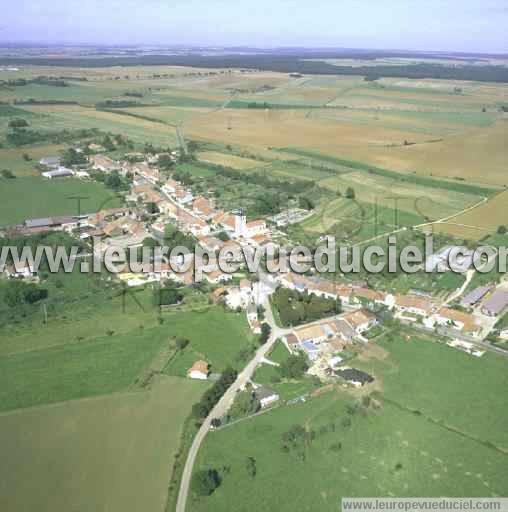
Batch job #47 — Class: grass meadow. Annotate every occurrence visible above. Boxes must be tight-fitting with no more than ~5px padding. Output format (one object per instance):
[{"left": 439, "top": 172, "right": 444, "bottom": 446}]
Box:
[
  {"left": 0, "top": 176, "right": 121, "bottom": 225},
  {"left": 190, "top": 334, "right": 508, "bottom": 512}
]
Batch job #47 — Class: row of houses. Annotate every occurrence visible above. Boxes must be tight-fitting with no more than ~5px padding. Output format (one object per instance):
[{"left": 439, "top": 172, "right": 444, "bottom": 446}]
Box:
[{"left": 278, "top": 272, "right": 491, "bottom": 337}]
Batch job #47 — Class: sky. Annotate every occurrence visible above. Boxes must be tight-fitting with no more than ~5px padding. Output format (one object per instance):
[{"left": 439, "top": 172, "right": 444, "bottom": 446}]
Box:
[{"left": 1, "top": 0, "right": 507, "bottom": 53}]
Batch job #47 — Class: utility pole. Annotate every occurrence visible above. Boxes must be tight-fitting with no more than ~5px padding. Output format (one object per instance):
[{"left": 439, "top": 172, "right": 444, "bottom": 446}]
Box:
[{"left": 68, "top": 195, "right": 89, "bottom": 238}]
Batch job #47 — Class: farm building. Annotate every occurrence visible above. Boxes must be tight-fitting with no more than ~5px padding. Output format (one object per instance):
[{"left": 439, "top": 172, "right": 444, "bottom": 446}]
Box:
[
  {"left": 24, "top": 216, "right": 79, "bottom": 232},
  {"left": 461, "top": 285, "right": 491, "bottom": 307},
  {"left": 41, "top": 167, "right": 75, "bottom": 179},
  {"left": 39, "top": 156, "right": 61, "bottom": 168},
  {"left": 336, "top": 368, "right": 374, "bottom": 387}
]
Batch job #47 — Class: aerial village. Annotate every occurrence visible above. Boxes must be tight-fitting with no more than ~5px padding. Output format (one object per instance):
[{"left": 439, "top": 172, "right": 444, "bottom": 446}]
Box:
[{"left": 2, "top": 145, "right": 508, "bottom": 400}]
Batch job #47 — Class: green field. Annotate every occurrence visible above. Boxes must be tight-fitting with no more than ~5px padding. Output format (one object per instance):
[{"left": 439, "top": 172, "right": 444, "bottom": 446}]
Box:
[
  {"left": 0, "top": 376, "right": 206, "bottom": 512},
  {"left": 164, "top": 307, "right": 255, "bottom": 376},
  {"left": 0, "top": 176, "right": 121, "bottom": 224},
  {"left": 190, "top": 334, "right": 508, "bottom": 511}
]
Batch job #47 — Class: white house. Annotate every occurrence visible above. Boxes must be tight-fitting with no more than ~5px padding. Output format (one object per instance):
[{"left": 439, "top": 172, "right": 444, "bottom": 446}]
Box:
[
  {"left": 187, "top": 360, "right": 209, "bottom": 380},
  {"left": 425, "top": 307, "right": 481, "bottom": 337},
  {"left": 342, "top": 308, "right": 377, "bottom": 334}
]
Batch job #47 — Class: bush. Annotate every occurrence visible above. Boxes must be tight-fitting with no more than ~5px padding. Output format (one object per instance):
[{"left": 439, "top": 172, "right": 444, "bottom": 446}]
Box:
[
  {"left": 259, "top": 322, "right": 271, "bottom": 344},
  {"left": 4, "top": 280, "right": 48, "bottom": 307},
  {"left": 8, "top": 118, "right": 29, "bottom": 128},
  {"left": 192, "top": 366, "right": 238, "bottom": 419},
  {"left": 345, "top": 187, "right": 356, "bottom": 199},
  {"left": 192, "top": 469, "right": 221, "bottom": 496}
]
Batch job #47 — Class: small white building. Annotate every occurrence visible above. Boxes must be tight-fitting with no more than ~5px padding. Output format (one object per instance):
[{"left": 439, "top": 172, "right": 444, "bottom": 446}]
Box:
[
  {"left": 254, "top": 386, "right": 280, "bottom": 408},
  {"left": 187, "top": 360, "right": 209, "bottom": 380}
]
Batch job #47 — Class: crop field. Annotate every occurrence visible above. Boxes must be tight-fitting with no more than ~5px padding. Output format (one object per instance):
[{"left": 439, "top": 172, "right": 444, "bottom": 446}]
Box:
[
  {"left": 0, "top": 376, "right": 206, "bottom": 512},
  {"left": 0, "top": 176, "right": 120, "bottom": 225},
  {"left": 432, "top": 189, "right": 508, "bottom": 240},
  {"left": 197, "top": 151, "right": 266, "bottom": 169},
  {"left": 120, "top": 105, "right": 211, "bottom": 125},
  {"left": 190, "top": 335, "right": 508, "bottom": 512},
  {"left": 15, "top": 104, "right": 180, "bottom": 146}
]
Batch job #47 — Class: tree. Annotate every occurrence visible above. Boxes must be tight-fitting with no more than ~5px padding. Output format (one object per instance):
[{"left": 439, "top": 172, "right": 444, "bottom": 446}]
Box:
[
  {"left": 259, "top": 322, "right": 271, "bottom": 344},
  {"left": 104, "top": 171, "right": 123, "bottom": 190},
  {"left": 22, "top": 153, "right": 31, "bottom": 161},
  {"left": 345, "top": 187, "right": 356, "bottom": 199},
  {"left": 146, "top": 201, "right": 159, "bottom": 214},
  {"left": 497, "top": 225, "right": 507, "bottom": 235},
  {"left": 245, "top": 457, "right": 257, "bottom": 478},
  {"left": 61, "top": 148, "right": 87, "bottom": 167},
  {"left": 278, "top": 353, "right": 309, "bottom": 380},
  {"left": 298, "top": 196, "right": 314, "bottom": 210},
  {"left": 159, "top": 286, "right": 183, "bottom": 306},
  {"left": 216, "top": 231, "right": 230, "bottom": 242},
  {"left": 1, "top": 169, "right": 15, "bottom": 179},
  {"left": 176, "top": 337, "right": 189, "bottom": 350},
  {"left": 102, "top": 134, "right": 115, "bottom": 151},
  {"left": 8, "top": 118, "right": 29, "bottom": 128},
  {"left": 4, "top": 281, "right": 48, "bottom": 307},
  {"left": 192, "top": 469, "right": 221, "bottom": 496}
]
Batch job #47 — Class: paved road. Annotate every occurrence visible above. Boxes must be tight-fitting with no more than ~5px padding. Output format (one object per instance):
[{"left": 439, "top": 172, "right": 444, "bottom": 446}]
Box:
[{"left": 175, "top": 290, "right": 290, "bottom": 512}]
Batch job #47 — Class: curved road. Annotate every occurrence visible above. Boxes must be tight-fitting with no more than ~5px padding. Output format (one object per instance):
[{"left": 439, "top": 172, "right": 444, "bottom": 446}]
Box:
[{"left": 175, "top": 292, "right": 290, "bottom": 512}]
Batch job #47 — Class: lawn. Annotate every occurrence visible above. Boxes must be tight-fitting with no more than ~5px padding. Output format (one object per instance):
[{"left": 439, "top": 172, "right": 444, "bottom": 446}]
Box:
[
  {"left": 0, "top": 175, "right": 121, "bottom": 225},
  {"left": 0, "top": 376, "right": 206, "bottom": 512}
]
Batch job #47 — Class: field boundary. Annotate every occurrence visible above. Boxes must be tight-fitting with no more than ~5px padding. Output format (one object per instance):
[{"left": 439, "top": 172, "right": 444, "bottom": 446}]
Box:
[{"left": 278, "top": 148, "right": 501, "bottom": 196}]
